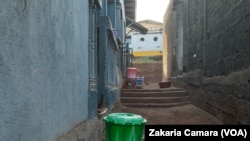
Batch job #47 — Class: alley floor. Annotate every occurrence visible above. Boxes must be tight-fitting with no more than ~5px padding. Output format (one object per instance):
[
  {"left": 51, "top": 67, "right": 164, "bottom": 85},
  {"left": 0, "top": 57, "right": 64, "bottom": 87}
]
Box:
[
  {"left": 112, "top": 103, "right": 222, "bottom": 125},
  {"left": 112, "top": 83, "right": 223, "bottom": 125}
]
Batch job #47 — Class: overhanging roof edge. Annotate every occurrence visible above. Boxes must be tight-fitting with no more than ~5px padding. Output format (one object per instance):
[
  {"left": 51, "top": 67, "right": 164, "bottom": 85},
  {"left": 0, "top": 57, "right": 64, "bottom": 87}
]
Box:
[{"left": 126, "top": 17, "right": 148, "bottom": 35}]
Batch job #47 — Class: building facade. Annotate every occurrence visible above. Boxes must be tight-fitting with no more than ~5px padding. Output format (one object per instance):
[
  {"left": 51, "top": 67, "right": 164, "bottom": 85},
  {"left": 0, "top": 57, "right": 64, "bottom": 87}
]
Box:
[
  {"left": 0, "top": 0, "right": 136, "bottom": 140},
  {"left": 127, "top": 20, "right": 163, "bottom": 57}
]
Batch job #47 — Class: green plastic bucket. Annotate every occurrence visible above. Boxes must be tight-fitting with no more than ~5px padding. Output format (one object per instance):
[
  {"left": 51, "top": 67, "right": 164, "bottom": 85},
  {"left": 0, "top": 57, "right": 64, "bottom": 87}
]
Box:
[{"left": 103, "top": 113, "right": 147, "bottom": 141}]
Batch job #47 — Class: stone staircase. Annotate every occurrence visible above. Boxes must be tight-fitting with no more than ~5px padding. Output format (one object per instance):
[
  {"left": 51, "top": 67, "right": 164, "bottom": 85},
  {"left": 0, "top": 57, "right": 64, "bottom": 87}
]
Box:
[{"left": 121, "top": 88, "right": 190, "bottom": 107}]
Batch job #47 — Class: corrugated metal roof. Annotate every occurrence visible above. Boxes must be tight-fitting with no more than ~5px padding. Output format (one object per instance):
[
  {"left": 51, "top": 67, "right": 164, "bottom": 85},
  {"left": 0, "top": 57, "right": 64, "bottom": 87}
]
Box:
[{"left": 126, "top": 17, "right": 148, "bottom": 34}]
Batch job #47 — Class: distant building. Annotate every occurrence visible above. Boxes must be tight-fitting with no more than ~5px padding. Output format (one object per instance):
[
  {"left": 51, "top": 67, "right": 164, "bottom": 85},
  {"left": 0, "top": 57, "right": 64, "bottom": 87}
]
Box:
[{"left": 126, "top": 20, "right": 163, "bottom": 57}]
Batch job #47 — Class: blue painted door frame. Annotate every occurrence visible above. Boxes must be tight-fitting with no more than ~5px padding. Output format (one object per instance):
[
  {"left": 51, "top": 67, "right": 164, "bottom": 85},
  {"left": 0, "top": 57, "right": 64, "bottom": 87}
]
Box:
[{"left": 88, "top": 0, "right": 99, "bottom": 118}]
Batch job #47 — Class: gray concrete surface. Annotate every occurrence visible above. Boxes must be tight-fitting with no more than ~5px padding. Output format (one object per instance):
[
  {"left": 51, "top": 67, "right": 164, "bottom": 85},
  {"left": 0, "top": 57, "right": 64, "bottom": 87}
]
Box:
[{"left": 0, "top": 1, "right": 89, "bottom": 141}]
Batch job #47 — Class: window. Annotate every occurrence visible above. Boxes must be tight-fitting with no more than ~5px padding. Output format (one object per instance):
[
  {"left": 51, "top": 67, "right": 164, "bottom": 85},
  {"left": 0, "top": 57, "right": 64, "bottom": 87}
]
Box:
[
  {"left": 153, "top": 37, "right": 158, "bottom": 41},
  {"left": 126, "top": 36, "right": 131, "bottom": 44},
  {"left": 140, "top": 37, "right": 145, "bottom": 42}
]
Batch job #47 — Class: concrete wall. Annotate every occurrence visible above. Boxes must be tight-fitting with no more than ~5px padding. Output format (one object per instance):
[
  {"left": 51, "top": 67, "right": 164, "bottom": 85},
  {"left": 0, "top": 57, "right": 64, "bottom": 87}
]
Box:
[
  {"left": 164, "top": 0, "right": 250, "bottom": 124},
  {"left": 163, "top": 0, "right": 188, "bottom": 80},
  {"left": 108, "top": 2, "right": 117, "bottom": 28},
  {"left": 116, "top": 0, "right": 126, "bottom": 42},
  {"left": 57, "top": 118, "right": 105, "bottom": 141},
  {"left": 0, "top": 0, "right": 90, "bottom": 140}
]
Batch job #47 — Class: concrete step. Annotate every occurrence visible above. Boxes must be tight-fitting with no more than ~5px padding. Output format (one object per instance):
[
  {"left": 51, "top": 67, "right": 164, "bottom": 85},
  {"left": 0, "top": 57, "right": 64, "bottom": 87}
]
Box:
[
  {"left": 123, "top": 102, "right": 191, "bottom": 108},
  {"left": 121, "top": 90, "right": 188, "bottom": 97},
  {"left": 121, "top": 96, "right": 190, "bottom": 104},
  {"left": 121, "top": 87, "right": 185, "bottom": 92},
  {"left": 120, "top": 87, "right": 190, "bottom": 108}
]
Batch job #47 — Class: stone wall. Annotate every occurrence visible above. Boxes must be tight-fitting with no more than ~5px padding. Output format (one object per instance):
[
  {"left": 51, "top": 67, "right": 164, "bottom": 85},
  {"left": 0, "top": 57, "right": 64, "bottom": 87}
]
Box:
[
  {"left": 164, "top": 0, "right": 250, "bottom": 124},
  {"left": 172, "top": 69, "right": 250, "bottom": 124}
]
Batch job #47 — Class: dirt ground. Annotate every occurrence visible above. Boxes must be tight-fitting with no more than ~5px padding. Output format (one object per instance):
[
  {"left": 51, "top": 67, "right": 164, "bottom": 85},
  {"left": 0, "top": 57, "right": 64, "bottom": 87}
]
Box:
[
  {"left": 113, "top": 83, "right": 223, "bottom": 125},
  {"left": 112, "top": 103, "right": 223, "bottom": 125}
]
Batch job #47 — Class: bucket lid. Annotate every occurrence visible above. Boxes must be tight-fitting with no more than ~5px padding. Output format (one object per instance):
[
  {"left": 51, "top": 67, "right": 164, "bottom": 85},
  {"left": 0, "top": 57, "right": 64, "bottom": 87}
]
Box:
[{"left": 103, "top": 113, "right": 147, "bottom": 125}]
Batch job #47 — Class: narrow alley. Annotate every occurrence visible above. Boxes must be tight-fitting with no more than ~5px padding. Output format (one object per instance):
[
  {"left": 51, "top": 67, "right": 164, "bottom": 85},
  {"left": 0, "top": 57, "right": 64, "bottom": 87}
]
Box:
[
  {"left": 113, "top": 102, "right": 222, "bottom": 125},
  {"left": 113, "top": 83, "right": 223, "bottom": 125}
]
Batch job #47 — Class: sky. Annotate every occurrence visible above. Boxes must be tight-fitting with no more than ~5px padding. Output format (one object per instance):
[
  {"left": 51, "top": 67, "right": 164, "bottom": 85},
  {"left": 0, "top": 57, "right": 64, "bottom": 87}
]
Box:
[{"left": 136, "top": 0, "right": 170, "bottom": 23}]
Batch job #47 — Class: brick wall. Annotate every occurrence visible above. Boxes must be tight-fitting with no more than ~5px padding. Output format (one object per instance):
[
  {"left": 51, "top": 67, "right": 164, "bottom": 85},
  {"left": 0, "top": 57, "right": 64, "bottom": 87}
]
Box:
[
  {"left": 187, "top": 0, "right": 205, "bottom": 72},
  {"left": 164, "top": 0, "right": 250, "bottom": 124},
  {"left": 187, "top": 0, "right": 250, "bottom": 76}
]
